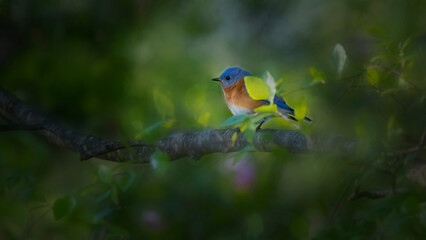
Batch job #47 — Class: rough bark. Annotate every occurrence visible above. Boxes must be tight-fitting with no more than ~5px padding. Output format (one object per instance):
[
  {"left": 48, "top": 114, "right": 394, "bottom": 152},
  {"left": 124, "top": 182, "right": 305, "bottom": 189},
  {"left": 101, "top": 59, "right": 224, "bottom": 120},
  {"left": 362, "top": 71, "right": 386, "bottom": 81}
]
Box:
[{"left": 0, "top": 86, "right": 322, "bottom": 163}]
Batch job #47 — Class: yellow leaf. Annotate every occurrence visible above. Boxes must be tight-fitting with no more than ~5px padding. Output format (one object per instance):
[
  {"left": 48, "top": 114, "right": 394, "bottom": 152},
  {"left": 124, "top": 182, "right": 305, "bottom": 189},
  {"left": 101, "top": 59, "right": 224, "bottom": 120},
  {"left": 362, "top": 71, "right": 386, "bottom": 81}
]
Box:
[
  {"left": 240, "top": 122, "right": 248, "bottom": 132},
  {"left": 367, "top": 68, "right": 379, "bottom": 86},
  {"left": 294, "top": 98, "right": 307, "bottom": 121},
  {"left": 163, "top": 119, "right": 175, "bottom": 128},
  {"left": 309, "top": 67, "right": 325, "bottom": 83},
  {"left": 255, "top": 104, "right": 278, "bottom": 113},
  {"left": 244, "top": 76, "right": 270, "bottom": 100},
  {"left": 231, "top": 132, "right": 238, "bottom": 144},
  {"left": 262, "top": 117, "right": 293, "bottom": 129}
]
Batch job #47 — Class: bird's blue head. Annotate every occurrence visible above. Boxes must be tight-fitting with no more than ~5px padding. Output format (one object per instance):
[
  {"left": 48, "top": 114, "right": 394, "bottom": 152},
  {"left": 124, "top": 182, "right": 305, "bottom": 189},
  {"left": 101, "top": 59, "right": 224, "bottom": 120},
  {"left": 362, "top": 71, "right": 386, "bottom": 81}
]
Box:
[{"left": 212, "top": 67, "right": 252, "bottom": 87}]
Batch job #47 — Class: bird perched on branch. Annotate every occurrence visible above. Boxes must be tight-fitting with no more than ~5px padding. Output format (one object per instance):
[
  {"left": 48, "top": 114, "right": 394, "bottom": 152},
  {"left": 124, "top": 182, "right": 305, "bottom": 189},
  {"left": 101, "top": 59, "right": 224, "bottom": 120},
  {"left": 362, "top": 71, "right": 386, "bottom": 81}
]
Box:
[{"left": 212, "top": 67, "right": 311, "bottom": 129}]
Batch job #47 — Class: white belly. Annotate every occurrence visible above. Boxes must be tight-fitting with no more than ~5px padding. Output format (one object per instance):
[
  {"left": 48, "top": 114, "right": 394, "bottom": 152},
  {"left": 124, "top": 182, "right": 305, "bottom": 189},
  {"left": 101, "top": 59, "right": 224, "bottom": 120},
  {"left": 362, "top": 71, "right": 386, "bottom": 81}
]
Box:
[{"left": 228, "top": 103, "right": 252, "bottom": 115}]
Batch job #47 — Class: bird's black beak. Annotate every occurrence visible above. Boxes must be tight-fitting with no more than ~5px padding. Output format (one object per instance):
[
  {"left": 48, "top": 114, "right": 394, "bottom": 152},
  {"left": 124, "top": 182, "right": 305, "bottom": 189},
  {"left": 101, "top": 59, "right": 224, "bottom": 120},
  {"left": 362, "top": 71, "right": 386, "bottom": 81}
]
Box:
[{"left": 212, "top": 78, "right": 221, "bottom": 82}]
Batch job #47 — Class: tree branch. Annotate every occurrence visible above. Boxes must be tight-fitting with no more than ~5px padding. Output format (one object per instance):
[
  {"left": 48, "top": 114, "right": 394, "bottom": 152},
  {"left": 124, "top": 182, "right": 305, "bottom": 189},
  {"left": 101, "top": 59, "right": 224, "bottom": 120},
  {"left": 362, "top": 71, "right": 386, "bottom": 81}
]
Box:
[
  {"left": 0, "top": 124, "right": 43, "bottom": 131},
  {"left": 0, "top": 86, "right": 323, "bottom": 163}
]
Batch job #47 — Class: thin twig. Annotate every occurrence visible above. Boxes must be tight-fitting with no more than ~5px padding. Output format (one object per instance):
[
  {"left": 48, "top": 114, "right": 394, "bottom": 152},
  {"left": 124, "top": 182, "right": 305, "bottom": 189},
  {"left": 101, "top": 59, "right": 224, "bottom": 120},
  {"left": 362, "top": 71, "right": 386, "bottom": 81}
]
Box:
[
  {"left": 284, "top": 71, "right": 365, "bottom": 96},
  {"left": 348, "top": 189, "right": 406, "bottom": 201},
  {"left": 386, "top": 126, "right": 426, "bottom": 157},
  {"left": 328, "top": 179, "right": 353, "bottom": 225},
  {"left": 18, "top": 207, "right": 51, "bottom": 240}
]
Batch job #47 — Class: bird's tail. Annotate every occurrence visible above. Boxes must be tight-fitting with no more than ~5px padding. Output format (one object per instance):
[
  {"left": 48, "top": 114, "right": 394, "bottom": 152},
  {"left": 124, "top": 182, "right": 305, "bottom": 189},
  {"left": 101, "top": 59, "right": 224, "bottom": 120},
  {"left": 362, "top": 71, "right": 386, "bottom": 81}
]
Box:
[
  {"left": 278, "top": 108, "right": 312, "bottom": 122},
  {"left": 303, "top": 116, "right": 312, "bottom": 122},
  {"left": 285, "top": 114, "right": 312, "bottom": 122}
]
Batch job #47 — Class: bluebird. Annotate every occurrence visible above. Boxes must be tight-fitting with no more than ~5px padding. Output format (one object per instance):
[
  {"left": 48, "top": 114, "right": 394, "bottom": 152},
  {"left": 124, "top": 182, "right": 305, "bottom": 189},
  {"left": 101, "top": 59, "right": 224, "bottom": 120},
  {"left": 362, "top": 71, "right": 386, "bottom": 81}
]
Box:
[{"left": 212, "top": 67, "right": 311, "bottom": 129}]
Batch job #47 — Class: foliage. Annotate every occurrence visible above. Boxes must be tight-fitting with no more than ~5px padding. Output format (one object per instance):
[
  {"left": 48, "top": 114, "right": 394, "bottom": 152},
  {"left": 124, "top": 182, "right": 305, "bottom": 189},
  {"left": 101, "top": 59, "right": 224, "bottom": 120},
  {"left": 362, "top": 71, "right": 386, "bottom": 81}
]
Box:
[{"left": 0, "top": 0, "right": 426, "bottom": 239}]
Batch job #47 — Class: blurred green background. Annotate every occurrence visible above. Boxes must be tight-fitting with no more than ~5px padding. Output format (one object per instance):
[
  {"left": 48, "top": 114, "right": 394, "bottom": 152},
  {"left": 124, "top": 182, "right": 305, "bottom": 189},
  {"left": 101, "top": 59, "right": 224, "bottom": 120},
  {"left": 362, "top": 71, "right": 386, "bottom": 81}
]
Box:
[{"left": 1, "top": 0, "right": 426, "bottom": 239}]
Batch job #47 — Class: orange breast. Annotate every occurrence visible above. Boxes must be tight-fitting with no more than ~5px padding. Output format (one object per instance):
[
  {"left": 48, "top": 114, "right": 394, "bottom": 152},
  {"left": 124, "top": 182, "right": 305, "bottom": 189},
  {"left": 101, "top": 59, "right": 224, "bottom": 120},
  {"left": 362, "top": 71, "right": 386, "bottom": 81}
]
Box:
[{"left": 222, "top": 78, "right": 265, "bottom": 110}]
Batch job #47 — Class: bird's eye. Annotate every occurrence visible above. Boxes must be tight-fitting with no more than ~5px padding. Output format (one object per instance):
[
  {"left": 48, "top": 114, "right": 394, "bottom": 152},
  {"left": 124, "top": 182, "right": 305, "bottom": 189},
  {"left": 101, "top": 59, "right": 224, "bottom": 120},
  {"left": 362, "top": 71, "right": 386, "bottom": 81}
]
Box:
[{"left": 225, "top": 76, "right": 231, "bottom": 80}]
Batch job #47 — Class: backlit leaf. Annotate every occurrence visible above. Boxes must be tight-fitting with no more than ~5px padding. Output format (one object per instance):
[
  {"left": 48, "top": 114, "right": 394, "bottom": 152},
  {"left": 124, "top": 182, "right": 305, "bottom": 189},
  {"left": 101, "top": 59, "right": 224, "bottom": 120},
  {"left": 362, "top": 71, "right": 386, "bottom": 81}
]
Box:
[
  {"left": 367, "top": 68, "right": 379, "bottom": 86},
  {"left": 135, "top": 119, "right": 174, "bottom": 141},
  {"left": 254, "top": 104, "right": 277, "bottom": 113},
  {"left": 381, "top": 88, "right": 399, "bottom": 96},
  {"left": 244, "top": 76, "right": 270, "bottom": 100},
  {"left": 250, "top": 112, "right": 274, "bottom": 123},
  {"left": 119, "top": 172, "right": 136, "bottom": 192},
  {"left": 150, "top": 151, "right": 170, "bottom": 174},
  {"left": 309, "top": 67, "right": 326, "bottom": 84},
  {"left": 93, "top": 208, "right": 115, "bottom": 224},
  {"left": 333, "top": 43, "right": 347, "bottom": 77},
  {"left": 294, "top": 98, "right": 307, "bottom": 121},
  {"left": 244, "top": 125, "right": 256, "bottom": 143},
  {"left": 53, "top": 196, "right": 76, "bottom": 221},
  {"left": 98, "top": 165, "right": 113, "bottom": 184},
  {"left": 95, "top": 190, "right": 112, "bottom": 203},
  {"left": 265, "top": 71, "right": 276, "bottom": 102},
  {"left": 231, "top": 132, "right": 238, "bottom": 144},
  {"left": 220, "top": 114, "right": 250, "bottom": 127},
  {"left": 262, "top": 116, "right": 293, "bottom": 129}
]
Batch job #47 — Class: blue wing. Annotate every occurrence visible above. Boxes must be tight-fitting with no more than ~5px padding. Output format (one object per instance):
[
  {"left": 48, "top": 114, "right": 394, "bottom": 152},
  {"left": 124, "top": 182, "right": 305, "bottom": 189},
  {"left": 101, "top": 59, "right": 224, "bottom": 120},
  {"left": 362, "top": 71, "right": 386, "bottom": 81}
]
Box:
[
  {"left": 262, "top": 95, "right": 312, "bottom": 122},
  {"left": 262, "top": 95, "right": 294, "bottom": 114},
  {"left": 273, "top": 95, "right": 294, "bottom": 114}
]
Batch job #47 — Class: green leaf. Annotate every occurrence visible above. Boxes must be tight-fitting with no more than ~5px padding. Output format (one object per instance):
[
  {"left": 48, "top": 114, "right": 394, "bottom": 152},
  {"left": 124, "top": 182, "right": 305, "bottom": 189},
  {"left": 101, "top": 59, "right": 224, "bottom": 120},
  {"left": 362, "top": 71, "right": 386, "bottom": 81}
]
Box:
[
  {"left": 380, "top": 88, "right": 399, "bottom": 96},
  {"left": 294, "top": 98, "right": 307, "bottom": 121},
  {"left": 250, "top": 112, "right": 274, "bottom": 123},
  {"left": 52, "top": 196, "right": 76, "bottom": 221},
  {"left": 262, "top": 117, "right": 293, "bottom": 129},
  {"left": 93, "top": 208, "right": 115, "bottom": 224},
  {"left": 119, "top": 172, "right": 135, "bottom": 192},
  {"left": 232, "top": 150, "right": 249, "bottom": 165},
  {"left": 398, "top": 77, "right": 408, "bottom": 88},
  {"left": 150, "top": 151, "right": 170, "bottom": 174},
  {"left": 309, "top": 67, "right": 325, "bottom": 83},
  {"left": 95, "top": 190, "right": 112, "bottom": 203},
  {"left": 370, "top": 55, "right": 394, "bottom": 62},
  {"left": 153, "top": 89, "right": 174, "bottom": 118},
  {"left": 98, "top": 165, "right": 113, "bottom": 184},
  {"left": 254, "top": 104, "right": 277, "bottom": 113},
  {"left": 333, "top": 43, "right": 347, "bottom": 77},
  {"left": 220, "top": 114, "right": 250, "bottom": 127},
  {"left": 231, "top": 132, "right": 238, "bottom": 144},
  {"left": 367, "top": 68, "right": 380, "bottom": 86},
  {"left": 244, "top": 76, "right": 270, "bottom": 100},
  {"left": 244, "top": 125, "right": 256, "bottom": 143},
  {"left": 136, "top": 119, "right": 174, "bottom": 140}
]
